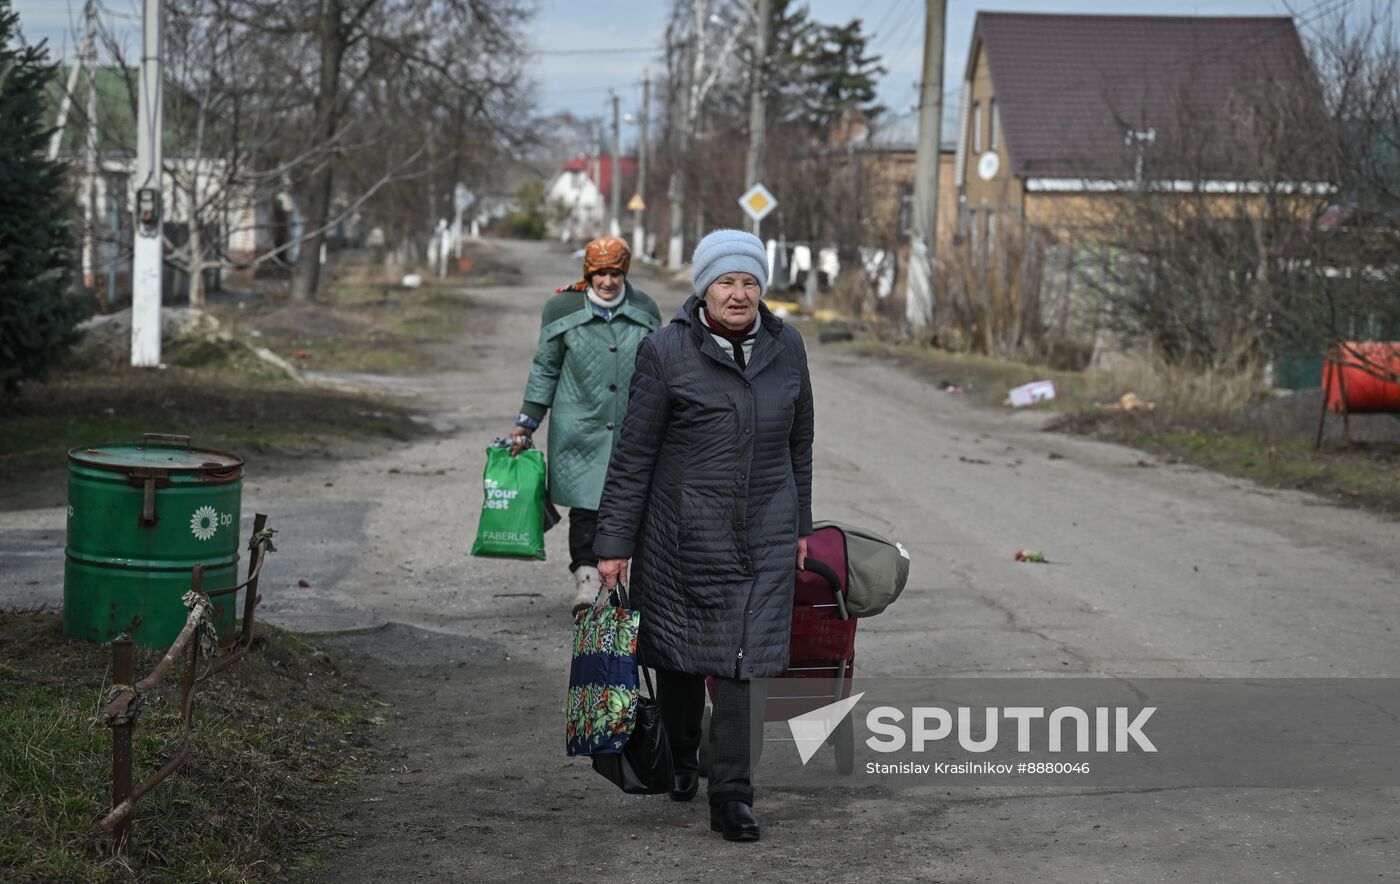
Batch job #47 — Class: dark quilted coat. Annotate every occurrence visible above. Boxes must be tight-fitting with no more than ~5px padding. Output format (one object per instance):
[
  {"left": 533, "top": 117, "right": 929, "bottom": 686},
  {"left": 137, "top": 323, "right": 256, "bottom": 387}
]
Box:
[{"left": 593, "top": 295, "right": 815, "bottom": 679}]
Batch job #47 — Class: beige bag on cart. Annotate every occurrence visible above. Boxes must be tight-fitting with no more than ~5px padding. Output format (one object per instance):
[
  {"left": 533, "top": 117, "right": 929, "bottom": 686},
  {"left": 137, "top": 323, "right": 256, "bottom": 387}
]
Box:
[{"left": 812, "top": 520, "right": 912, "bottom": 618}]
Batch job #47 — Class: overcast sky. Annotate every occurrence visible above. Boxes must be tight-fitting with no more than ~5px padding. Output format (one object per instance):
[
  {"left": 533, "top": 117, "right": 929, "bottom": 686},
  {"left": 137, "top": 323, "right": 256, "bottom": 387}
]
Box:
[{"left": 16, "top": 0, "right": 1322, "bottom": 150}]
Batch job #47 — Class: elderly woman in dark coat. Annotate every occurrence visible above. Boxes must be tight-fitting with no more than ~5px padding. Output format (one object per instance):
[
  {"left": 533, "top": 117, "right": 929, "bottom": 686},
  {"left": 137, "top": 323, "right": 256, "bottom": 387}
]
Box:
[{"left": 594, "top": 228, "right": 815, "bottom": 843}]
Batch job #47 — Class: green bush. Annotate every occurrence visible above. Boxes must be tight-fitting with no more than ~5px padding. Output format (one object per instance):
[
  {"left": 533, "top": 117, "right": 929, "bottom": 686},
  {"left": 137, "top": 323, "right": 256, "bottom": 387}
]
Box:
[{"left": 496, "top": 180, "right": 548, "bottom": 240}]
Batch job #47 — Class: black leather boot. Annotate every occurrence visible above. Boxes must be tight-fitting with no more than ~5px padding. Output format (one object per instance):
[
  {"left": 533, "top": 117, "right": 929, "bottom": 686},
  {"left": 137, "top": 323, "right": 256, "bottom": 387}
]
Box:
[
  {"left": 709, "top": 801, "right": 760, "bottom": 842},
  {"left": 670, "top": 769, "right": 699, "bottom": 802}
]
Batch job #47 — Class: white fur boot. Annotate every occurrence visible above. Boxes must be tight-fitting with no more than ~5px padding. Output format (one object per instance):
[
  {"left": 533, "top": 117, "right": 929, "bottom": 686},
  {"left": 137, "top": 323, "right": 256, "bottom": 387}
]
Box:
[{"left": 571, "top": 565, "right": 601, "bottom": 615}]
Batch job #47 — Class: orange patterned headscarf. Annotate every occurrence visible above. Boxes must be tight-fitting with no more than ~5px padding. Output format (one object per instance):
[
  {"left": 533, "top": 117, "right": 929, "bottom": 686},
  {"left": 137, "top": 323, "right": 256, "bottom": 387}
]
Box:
[{"left": 563, "top": 236, "right": 631, "bottom": 291}]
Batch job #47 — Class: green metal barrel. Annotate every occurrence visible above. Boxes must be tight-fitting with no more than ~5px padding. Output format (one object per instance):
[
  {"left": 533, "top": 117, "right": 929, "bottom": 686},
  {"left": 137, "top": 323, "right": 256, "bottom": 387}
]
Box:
[{"left": 64, "top": 434, "right": 244, "bottom": 649}]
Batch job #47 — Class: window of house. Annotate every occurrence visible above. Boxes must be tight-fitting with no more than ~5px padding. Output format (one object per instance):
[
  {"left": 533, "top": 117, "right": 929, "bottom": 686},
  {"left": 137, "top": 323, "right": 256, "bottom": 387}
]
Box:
[
  {"left": 972, "top": 101, "right": 982, "bottom": 154},
  {"left": 989, "top": 98, "right": 999, "bottom": 152},
  {"left": 899, "top": 183, "right": 914, "bottom": 236}
]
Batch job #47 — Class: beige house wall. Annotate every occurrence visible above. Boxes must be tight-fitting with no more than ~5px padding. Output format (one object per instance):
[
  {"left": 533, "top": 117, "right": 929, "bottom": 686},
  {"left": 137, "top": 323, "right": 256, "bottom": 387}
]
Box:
[
  {"left": 962, "top": 42, "right": 1023, "bottom": 216},
  {"left": 1025, "top": 191, "right": 1325, "bottom": 240}
]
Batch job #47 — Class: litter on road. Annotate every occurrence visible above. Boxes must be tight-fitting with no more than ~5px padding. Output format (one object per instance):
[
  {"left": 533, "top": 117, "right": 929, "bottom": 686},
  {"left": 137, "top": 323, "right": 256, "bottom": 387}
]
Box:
[{"left": 1006, "top": 379, "right": 1056, "bottom": 407}]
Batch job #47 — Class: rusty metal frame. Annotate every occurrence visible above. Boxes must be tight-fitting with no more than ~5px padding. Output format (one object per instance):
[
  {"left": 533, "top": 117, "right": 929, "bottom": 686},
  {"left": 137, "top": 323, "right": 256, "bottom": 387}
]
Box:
[
  {"left": 1316, "top": 345, "right": 1356, "bottom": 450},
  {"left": 98, "top": 513, "right": 274, "bottom": 855}
]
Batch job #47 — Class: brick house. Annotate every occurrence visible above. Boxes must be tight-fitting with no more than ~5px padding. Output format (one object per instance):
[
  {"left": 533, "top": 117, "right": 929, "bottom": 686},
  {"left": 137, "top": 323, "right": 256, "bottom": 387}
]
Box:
[
  {"left": 955, "top": 12, "right": 1323, "bottom": 249},
  {"left": 840, "top": 110, "right": 958, "bottom": 297},
  {"left": 947, "top": 12, "right": 1328, "bottom": 361}
]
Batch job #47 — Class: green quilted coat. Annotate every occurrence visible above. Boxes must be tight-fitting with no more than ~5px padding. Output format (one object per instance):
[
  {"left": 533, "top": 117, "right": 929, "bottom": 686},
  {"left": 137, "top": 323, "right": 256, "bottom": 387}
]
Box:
[{"left": 521, "top": 283, "right": 662, "bottom": 509}]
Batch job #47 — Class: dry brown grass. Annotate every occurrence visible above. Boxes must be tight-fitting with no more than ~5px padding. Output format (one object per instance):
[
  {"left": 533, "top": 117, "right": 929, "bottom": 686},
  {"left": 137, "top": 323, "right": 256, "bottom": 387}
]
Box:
[
  {"left": 0, "top": 613, "right": 381, "bottom": 882},
  {"left": 1080, "top": 347, "right": 1271, "bottom": 431}
]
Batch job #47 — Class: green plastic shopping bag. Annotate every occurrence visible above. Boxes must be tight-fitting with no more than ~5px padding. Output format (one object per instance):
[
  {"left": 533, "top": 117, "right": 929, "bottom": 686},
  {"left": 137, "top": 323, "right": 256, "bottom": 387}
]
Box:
[{"left": 470, "top": 445, "right": 548, "bottom": 560}]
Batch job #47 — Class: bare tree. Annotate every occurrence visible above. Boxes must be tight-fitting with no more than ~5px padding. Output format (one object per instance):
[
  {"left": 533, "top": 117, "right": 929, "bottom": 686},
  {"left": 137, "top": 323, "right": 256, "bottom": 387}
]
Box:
[
  {"left": 170, "top": 0, "right": 529, "bottom": 301},
  {"left": 88, "top": 0, "right": 465, "bottom": 304},
  {"left": 1271, "top": 8, "right": 1400, "bottom": 385},
  {"left": 1072, "top": 8, "right": 1400, "bottom": 384},
  {"left": 660, "top": 0, "right": 747, "bottom": 269}
]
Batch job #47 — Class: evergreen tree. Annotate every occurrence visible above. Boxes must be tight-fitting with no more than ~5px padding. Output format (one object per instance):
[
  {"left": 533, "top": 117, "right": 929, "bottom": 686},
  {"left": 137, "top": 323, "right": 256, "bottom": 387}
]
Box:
[
  {"left": 762, "top": 2, "right": 884, "bottom": 132},
  {"left": 795, "top": 18, "right": 885, "bottom": 132},
  {"left": 0, "top": 0, "right": 85, "bottom": 391}
]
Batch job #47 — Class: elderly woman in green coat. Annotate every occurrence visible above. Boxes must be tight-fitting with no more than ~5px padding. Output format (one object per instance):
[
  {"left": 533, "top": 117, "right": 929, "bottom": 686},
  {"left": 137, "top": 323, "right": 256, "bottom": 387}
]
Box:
[{"left": 507, "top": 236, "right": 661, "bottom": 613}]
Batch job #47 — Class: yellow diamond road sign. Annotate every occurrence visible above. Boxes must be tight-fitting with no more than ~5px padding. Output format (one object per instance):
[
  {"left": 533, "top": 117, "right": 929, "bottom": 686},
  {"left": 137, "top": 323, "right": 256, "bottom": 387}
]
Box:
[{"left": 739, "top": 183, "right": 777, "bottom": 222}]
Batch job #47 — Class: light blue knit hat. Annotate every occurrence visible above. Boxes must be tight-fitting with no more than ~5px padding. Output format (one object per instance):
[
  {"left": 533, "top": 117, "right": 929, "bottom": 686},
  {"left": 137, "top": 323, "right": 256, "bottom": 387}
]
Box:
[{"left": 692, "top": 229, "right": 768, "bottom": 297}]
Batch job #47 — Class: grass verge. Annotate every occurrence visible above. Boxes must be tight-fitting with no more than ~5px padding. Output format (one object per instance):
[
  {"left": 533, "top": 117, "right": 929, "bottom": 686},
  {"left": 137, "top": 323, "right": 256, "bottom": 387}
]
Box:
[
  {"left": 0, "top": 612, "right": 380, "bottom": 882},
  {"left": 838, "top": 336, "right": 1400, "bottom": 513},
  {"left": 0, "top": 272, "right": 472, "bottom": 475},
  {"left": 209, "top": 279, "right": 476, "bottom": 376},
  {"left": 0, "top": 367, "right": 427, "bottom": 475},
  {"left": 1058, "top": 414, "right": 1400, "bottom": 513}
]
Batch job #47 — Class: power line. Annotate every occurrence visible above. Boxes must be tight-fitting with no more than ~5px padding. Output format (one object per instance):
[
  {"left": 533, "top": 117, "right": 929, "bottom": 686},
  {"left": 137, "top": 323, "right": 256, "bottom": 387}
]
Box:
[
  {"left": 869, "top": 0, "right": 919, "bottom": 57},
  {"left": 530, "top": 46, "right": 660, "bottom": 57},
  {"left": 850, "top": 0, "right": 886, "bottom": 30},
  {"left": 882, "top": 2, "right": 928, "bottom": 68},
  {"left": 542, "top": 80, "right": 645, "bottom": 97}
]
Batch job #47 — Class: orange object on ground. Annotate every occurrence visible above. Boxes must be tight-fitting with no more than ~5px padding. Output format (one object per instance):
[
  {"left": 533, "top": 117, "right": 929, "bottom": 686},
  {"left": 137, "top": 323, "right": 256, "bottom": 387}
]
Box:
[{"left": 1323, "top": 342, "right": 1400, "bottom": 414}]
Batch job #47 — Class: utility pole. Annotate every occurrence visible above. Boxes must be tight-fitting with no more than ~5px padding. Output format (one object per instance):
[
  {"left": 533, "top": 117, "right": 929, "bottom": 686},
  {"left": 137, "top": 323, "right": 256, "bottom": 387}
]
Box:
[
  {"left": 610, "top": 92, "right": 622, "bottom": 238},
  {"left": 131, "top": 0, "right": 164, "bottom": 367},
  {"left": 635, "top": 76, "right": 649, "bottom": 255},
  {"left": 666, "top": 12, "right": 698, "bottom": 271},
  {"left": 744, "top": 0, "right": 770, "bottom": 238},
  {"left": 83, "top": 0, "right": 98, "bottom": 292},
  {"left": 590, "top": 119, "right": 602, "bottom": 237},
  {"left": 904, "top": 0, "right": 946, "bottom": 332},
  {"left": 425, "top": 124, "right": 436, "bottom": 256}
]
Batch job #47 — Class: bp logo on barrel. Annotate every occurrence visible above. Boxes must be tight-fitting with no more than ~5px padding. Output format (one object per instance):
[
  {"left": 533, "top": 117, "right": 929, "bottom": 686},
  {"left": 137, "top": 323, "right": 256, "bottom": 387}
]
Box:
[{"left": 190, "top": 505, "right": 221, "bottom": 541}]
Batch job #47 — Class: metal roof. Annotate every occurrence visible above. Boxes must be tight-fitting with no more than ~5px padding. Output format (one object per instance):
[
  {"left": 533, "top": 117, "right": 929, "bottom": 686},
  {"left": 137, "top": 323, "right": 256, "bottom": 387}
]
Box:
[{"left": 970, "top": 12, "right": 1318, "bottom": 180}]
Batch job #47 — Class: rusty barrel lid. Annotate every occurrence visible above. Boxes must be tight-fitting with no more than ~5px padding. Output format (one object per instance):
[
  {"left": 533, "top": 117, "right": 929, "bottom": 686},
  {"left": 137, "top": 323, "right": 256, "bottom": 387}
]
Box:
[{"left": 68, "top": 433, "right": 243, "bottom": 480}]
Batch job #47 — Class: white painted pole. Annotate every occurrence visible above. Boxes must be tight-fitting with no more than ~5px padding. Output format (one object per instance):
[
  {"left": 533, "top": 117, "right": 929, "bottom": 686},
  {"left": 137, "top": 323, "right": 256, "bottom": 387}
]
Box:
[
  {"left": 131, "top": 0, "right": 164, "bottom": 367},
  {"left": 609, "top": 92, "right": 622, "bottom": 237},
  {"left": 82, "top": 1, "right": 98, "bottom": 289},
  {"left": 904, "top": 0, "right": 946, "bottom": 332},
  {"left": 635, "top": 76, "right": 649, "bottom": 255},
  {"left": 437, "top": 220, "right": 448, "bottom": 278}
]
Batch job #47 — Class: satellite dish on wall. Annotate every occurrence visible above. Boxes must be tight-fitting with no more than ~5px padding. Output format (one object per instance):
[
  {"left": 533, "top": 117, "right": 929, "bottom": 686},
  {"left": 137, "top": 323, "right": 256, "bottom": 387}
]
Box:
[{"left": 977, "top": 151, "right": 1000, "bottom": 181}]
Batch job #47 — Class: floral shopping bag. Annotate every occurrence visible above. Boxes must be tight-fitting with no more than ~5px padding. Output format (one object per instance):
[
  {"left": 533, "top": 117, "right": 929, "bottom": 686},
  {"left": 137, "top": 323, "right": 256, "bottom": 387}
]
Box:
[{"left": 564, "top": 592, "right": 640, "bottom": 756}]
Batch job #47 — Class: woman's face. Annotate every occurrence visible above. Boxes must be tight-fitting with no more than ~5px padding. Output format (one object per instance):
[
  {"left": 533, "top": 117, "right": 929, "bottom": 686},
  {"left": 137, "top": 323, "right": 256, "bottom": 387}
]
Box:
[
  {"left": 703, "top": 272, "right": 761, "bottom": 331},
  {"left": 591, "top": 268, "right": 625, "bottom": 298}
]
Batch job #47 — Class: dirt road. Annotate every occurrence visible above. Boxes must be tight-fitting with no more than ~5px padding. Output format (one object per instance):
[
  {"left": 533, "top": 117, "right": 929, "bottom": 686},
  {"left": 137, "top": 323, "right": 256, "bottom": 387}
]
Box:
[{"left": 4, "top": 239, "right": 1398, "bottom": 882}]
